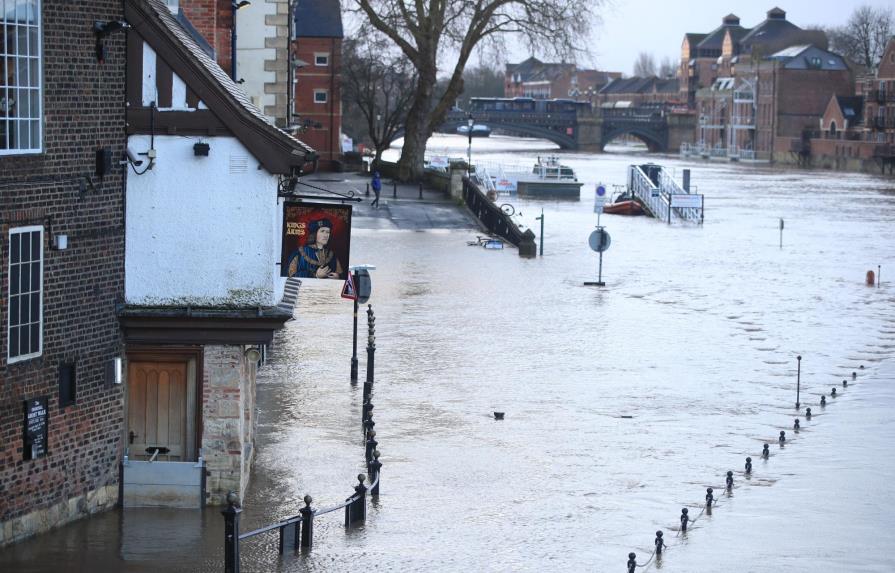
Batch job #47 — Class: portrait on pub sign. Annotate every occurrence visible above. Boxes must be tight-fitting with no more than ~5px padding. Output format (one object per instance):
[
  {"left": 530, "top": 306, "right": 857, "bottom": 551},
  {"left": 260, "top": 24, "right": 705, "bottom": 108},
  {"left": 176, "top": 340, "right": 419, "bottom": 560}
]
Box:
[{"left": 281, "top": 202, "right": 352, "bottom": 280}]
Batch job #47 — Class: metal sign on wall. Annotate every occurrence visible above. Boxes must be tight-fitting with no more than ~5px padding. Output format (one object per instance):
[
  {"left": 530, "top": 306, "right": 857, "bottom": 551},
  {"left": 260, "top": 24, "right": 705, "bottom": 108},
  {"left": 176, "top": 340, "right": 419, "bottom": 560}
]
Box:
[
  {"left": 23, "top": 397, "right": 49, "bottom": 461},
  {"left": 281, "top": 202, "right": 352, "bottom": 280}
]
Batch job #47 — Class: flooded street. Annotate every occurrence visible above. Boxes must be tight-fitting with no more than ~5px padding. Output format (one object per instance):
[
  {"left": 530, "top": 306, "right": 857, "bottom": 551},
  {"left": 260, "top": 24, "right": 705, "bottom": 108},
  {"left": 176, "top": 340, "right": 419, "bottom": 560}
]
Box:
[{"left": 2, "top": 137, "right": 894, "bottom": 571}]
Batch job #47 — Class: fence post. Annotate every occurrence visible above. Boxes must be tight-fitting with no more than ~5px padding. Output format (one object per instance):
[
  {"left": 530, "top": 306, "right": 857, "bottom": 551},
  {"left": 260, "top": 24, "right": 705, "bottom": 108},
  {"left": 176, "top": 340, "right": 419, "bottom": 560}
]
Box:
[
  {"left": 370, "top": 450, "right": 382, "bottom": 497},
  {"left": 365, "top": 430, "right": 378, "bottom": 464},
  {"left": 222, "top": 492, "right": 242, "bottom": 573},
  {"left": 345, "top": 474, "right": 367, "bottom": 527},
  {"left": 299, "top": 495, "right": 314, "bottom": 549},
  {"left": 419, "top": 182, "right": 423, "bottom": 199},
  {"left": 363, "top": 399, "right": 374, "bottom": 423},
  {"left": 393, "top": 181, "right": 397, "bottom": 198}
]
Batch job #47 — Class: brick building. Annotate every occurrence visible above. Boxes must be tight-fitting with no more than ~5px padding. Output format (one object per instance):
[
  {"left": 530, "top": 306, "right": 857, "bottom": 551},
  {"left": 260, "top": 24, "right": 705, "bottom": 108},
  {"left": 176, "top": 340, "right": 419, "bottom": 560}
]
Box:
[
  {"left": 0, "top": 0, "right": 127, "bottom": 545},
  {"left": 504, "top": 57, "right": 620, "bottom": 100},
  {"left": 803, "top": 39, "right": 895, "bottom": 172},
  {"left": 681, "top": 8, "right": 852, "bottom": 161},
  {"left": 595, "top": 76, "right": 681, "bottom": 108},
  {"left": 292, "top": 0, "right": 343, "bottom": 169}
]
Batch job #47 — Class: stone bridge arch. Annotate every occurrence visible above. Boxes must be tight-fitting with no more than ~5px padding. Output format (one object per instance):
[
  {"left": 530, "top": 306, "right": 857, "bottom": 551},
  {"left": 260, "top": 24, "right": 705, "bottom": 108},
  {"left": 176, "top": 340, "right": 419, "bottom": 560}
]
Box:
[{"left": 600, "top": 126, "right": 668, "bottom": 153}]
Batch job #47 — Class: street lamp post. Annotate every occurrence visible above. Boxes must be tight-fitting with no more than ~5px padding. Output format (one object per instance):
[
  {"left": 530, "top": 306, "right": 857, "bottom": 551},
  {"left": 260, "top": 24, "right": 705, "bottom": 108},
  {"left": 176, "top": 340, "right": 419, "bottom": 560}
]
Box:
[
  {"left": 230, "top": 1, "right": 251, "bottom": 80},
  {"left": 466, "top": 115, "right": 474, "bottom": 174}
]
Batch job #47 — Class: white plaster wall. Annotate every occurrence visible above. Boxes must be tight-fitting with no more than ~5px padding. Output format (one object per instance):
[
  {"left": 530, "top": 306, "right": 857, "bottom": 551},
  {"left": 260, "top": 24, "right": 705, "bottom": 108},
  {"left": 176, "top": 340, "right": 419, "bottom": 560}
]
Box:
[
  {"left": 236, "top": 2, "right": 276, "bottom": 118},
  {"left": 126, "top": 134, "right": 286, "bottom": 307}
]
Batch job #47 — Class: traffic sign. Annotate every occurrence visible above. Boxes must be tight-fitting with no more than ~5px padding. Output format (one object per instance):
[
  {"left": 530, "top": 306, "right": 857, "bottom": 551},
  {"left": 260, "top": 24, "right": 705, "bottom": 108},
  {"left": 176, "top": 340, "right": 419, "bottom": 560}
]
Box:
[
  {"left": 588, "top": 228, "right": 611, "bottom": 252},
  {"left": 341, "top": 272, "right": 357, "bottom": 300},
  {"left": 594, "top": 184, "right": 607, "bottom": 214}
]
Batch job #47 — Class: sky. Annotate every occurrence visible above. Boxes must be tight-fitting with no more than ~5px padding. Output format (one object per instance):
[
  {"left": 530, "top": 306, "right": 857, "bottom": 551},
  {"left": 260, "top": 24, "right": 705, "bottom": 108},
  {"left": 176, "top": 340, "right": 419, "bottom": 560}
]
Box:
[{"left": 497, "top": 0, "right": 894, "bottom": 76}]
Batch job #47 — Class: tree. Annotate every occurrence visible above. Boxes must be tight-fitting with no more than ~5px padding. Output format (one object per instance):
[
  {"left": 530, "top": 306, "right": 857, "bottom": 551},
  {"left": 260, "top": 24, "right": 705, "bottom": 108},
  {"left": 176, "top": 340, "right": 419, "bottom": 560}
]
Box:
[
  {"left": 658, "top": 56, "right": 676, "bottom": 79},
  {"left": 349, "top": 0, "right": 602, "bottom": 180},
  {"left": 633, "top": 52, "right": 656, "bottom": 77},
  {"left": 456, "top": 65, "right": 505, "bottom": 111},
  {"left": 827, "top": 5, "right": 894, "bottom": 70},
  {"left": 341, "top": 32, "right": 418, "bottom": 170}
]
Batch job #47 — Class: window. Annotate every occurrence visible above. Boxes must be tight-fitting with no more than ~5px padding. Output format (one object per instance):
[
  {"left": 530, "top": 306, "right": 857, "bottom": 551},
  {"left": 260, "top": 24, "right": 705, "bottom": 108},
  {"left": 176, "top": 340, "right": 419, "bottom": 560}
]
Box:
[
  {"left": 313, "top": 89, "right": 327, "bottom": 104},
  {"left": 1, "top": 0, "right": 42, "bottom": 154},
  {"left": 314, "top": 53, "right": 329, "bottom": 66},
  {"left": 8, "top": 226, "right": 43, "bottom": 363},
  {"left": 59, "top": 363, "right": 76, "bottom": 407}
]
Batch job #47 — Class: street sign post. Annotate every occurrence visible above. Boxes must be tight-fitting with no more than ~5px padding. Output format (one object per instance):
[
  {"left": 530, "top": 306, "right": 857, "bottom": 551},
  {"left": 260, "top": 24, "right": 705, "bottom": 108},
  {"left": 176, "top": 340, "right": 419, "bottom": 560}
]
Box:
[
  {"left": 347, "top": 265, "right": 375, "bottom": 382},
  {"left": 585, "top": 227, "right": 611, "bottom": 286}
]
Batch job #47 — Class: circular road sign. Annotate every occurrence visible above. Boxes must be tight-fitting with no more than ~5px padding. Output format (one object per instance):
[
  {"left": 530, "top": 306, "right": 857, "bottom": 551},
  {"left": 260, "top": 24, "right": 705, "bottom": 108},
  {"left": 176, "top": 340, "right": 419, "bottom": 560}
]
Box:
[
  {"left": 588, "top": 228, "right": 611, "bottom": 252},
  {"left": 596, "top": 184, "right": 606, "bottom": 197}
]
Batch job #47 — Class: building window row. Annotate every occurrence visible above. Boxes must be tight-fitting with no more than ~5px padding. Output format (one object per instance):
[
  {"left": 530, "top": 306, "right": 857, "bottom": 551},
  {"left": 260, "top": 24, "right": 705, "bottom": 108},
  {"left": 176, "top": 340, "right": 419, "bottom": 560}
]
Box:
[{"left": 1, "top": 0, "right": 42, "bottom": 155}]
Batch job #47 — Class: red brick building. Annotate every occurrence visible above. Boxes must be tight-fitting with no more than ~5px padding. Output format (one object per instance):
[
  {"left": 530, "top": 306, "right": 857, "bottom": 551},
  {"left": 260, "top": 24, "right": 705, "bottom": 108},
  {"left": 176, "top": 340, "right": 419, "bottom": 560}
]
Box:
[
  {"left": 1, "top": 0, "right": 126, "bottom": 545},
  {"left": 292, "top": 0, "right": 343, "bottom": 170},
  {"left": 504, "top": 57, "right": 619, "bottom": 100}
]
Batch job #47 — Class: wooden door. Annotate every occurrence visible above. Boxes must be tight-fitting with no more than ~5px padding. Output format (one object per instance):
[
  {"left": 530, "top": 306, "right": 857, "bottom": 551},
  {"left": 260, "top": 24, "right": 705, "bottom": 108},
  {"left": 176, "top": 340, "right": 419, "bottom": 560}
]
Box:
[{"left": 128, "top": 361, "right": 188, "bottom": 461}]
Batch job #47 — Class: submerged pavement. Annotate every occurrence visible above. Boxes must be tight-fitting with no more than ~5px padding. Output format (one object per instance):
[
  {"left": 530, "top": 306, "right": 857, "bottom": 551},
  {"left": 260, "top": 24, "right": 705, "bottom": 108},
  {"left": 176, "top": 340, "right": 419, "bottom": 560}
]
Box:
[{"left": 299, "top": 172, "right": 476, "bottom": 231}]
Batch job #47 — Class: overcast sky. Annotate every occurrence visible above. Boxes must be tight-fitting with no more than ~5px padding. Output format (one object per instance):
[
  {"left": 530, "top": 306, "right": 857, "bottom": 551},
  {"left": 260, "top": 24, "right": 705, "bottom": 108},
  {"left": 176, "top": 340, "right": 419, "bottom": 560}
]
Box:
[{"left": 499, "top": 0, "right": 893, "bottom": 75}]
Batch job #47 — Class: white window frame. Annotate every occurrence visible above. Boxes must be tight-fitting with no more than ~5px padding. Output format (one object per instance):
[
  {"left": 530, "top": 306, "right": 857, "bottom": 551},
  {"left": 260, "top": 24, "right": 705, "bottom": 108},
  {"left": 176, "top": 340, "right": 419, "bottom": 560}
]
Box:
[
  {"left": 0, "top": 0, "right": 43, "bottom": 155},
  {"left": 7, "top": 225, "right": 43, "bottom": 363},
  {"left": 314, "top": 53, "right": 329, "bottom": 67},
  {"left": 313, "top": 89, "right": 328, "bottom": 104}
]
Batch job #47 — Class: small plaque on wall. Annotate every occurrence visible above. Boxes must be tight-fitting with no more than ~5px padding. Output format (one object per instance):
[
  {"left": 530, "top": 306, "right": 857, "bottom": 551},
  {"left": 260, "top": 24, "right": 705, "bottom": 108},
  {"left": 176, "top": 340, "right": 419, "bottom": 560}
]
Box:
[{"left": 23, "top": 397, "right": 49, "bottom": 461}]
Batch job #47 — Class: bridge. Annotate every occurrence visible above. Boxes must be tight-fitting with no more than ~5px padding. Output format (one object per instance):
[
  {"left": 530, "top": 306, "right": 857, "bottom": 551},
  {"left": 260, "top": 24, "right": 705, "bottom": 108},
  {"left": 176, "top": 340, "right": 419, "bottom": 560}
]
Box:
[{"left": 441, "top": 105, "right": 697, "bottom": 152}]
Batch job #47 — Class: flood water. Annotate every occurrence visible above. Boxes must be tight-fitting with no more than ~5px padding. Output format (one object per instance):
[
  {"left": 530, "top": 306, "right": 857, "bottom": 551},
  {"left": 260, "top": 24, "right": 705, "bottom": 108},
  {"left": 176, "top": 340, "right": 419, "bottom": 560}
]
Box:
[{"left": 2, "top": 137, "right": 894, "bottom": 572}]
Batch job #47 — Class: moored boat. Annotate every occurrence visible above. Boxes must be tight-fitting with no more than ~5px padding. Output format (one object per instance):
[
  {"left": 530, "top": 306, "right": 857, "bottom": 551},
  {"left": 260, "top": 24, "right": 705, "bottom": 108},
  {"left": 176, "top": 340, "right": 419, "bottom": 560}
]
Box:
[
  {"left": 603, "top": 190, "right": 644, "bottom": 215},
  {"left": 513, "top": 156, "right": 583, "bottom": 198},
  {"left": 457, "top": 124, "right": 492, "bottom": 137}
]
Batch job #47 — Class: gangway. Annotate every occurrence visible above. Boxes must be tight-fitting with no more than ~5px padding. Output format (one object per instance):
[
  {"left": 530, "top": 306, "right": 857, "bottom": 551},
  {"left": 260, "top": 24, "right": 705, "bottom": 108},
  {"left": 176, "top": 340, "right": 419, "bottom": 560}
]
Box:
[{"left": 627, "top": 164, "right": 703, "bottom": 224}]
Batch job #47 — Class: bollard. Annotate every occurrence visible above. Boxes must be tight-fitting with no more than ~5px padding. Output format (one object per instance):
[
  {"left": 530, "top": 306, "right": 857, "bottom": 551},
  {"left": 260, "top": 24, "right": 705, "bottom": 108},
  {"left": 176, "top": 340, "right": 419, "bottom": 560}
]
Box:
[
  {"left": 370, "top": 450, "right": 382, "bottom": 496},
  {"left": 779, "top": 430, "right": 786, "bottom": 445},
  {"left": 366, "top": 183, "right": 370, "bottom": 197},
  {"left": 299, "top": 495, "right": 314, "bottom": 549},
  {"left": 705, "top": 487, "right": 714, "bottom": 508},
  {"left": 222, "top": 492, "right": 242, "bottom": 573},
  {"left": 821, "top": 395, "right": 827, "bottom": 406},
  {"left": 867, "top": 269, "right": 875, "bottom": 286},
  {"left": 627, "top": 552, "right": 637, "bottom": 573},
  {"left": 860, "top": 365, "right": 865, "bottom": 370},
  {"left": 806, "top": 407, "right": 812, "bottom": 420},
  {"left": 680, "top": 508, "right": 689, "bottom": 532},
  {"left": 345, "top": 474, "right": 367, "bottom": 527},
  {"left": 745, "top": 457, "right": 752, "bottom": 474},
  {"left": 852, "top": 371, "right": 857, "bottom": 380},
  {"left": 365, "top": 430, "right": 378, "bottom": 463},
  {"left": 418, "top": 182, "right": 423, "bottom": 199},
  {"left": 363, "top": 418, "right": 376, "bottom": 438},
  {"left": 831, "top": 387, "right": 837, "bottom": 397},
  {"left": 843, "top": 379, "right": 848, "bottom": 387},
  {"left": 794, "top": 418, "right": 801, "bottom": 431},
  {"left": 655, "top": 531, "right": 665, "bottom": 555},
  {"left": 392, "top": 181, "right": 397, "bottom": 199},
  {"left": 363, "top": 400, "right": 374, "bottom": 423},
  {"left": 726, "top": 470, "right": 733, "bottom": 490},
  {"left": 762, "top": 443, "right": 770, "bottom": 458}
]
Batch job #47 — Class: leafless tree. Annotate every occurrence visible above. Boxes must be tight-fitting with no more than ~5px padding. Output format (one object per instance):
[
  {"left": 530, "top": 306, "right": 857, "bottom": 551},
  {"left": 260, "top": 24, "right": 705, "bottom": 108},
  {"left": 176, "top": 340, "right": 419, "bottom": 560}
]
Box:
[
  {"left": 348, "top": 0, "right": 603, "bottom": 180},
  {"left": 827, "top": 5, "right": 893, "bottom": 70},
  {"left": 633, "top": 52, "right": 657, "bottom": 77},
  {"left": 341, "top": 32, "right": 417, "bottom": 170},
  {"left": 658, "top": 56, "right": 676, "bottom": 79}
]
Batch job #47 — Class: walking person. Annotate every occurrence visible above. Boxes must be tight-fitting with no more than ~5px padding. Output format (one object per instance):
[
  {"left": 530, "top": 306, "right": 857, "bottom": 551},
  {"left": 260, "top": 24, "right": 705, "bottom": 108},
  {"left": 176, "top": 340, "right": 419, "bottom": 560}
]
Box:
[{"left": 371, "top": 171, "right": 382, "bottom": 208}]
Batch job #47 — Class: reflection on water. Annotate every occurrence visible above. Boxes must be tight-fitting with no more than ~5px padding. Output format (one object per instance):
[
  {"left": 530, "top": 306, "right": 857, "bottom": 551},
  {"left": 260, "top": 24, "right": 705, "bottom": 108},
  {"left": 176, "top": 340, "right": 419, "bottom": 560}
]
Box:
[{"left": 2, "top": 138, "right": 894, "bottom": 572}]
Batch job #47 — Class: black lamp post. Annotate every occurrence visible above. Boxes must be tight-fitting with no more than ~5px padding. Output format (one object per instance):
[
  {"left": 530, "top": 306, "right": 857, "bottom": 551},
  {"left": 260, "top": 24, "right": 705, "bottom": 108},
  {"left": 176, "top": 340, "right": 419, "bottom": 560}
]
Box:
[
  {"left": 230, "top": 1, "right": 251, "bottom": 81},
  {"left": 466, "top": 114, "right": 474, "bottom": 174}
]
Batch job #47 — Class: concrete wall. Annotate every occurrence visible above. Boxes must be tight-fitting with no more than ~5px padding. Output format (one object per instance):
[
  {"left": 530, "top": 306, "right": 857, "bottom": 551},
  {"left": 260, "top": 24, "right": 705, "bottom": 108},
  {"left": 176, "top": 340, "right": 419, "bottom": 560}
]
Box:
[{"left": 125, "top": 134, "right": 286, "bottom": 307}]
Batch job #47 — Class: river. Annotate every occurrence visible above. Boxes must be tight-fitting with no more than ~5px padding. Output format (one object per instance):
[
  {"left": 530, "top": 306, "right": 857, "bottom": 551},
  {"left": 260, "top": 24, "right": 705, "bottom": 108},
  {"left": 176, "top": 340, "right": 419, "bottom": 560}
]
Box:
[{"left": 2, "top": 136, "right": 894, "bottom": 572}]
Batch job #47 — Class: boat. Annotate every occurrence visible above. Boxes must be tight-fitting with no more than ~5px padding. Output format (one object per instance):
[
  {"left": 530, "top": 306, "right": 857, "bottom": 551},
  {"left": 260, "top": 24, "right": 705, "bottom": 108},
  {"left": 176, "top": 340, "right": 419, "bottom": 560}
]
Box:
[
  {"left": 602, "top": 191, "right": 644, "bottom": 216},
  {"left": 457, "top": 124, "right": 492, "bottom": 137},
  {"left": 513, "top": 156, "right": 583, "bottom": 198}
]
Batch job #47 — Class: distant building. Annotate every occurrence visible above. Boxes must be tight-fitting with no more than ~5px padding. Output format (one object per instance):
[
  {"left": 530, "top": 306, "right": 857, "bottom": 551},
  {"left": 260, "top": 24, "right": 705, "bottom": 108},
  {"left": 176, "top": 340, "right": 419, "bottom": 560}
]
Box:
[
  {"left": 595, "top": 76, "right": 681, "bottom": 108},
  {"left": 292, "top": 0, "right": 343, "bottom": 170},
  {"left": 682, "top": 8, "right": 853, "bottom": 161},
  {"left": 504, "top": 57, "right": 620, "bottom": 100}
]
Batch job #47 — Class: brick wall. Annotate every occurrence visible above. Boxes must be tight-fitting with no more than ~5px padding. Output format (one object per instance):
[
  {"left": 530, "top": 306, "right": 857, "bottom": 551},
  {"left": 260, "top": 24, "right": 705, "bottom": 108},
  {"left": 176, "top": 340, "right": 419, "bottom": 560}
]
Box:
[
  {"left": 0, "top": 1, "right": 126, "bottom": 546},
  {"left": 293, "top": 36, "right": 342, "bottom": 167},
  {"left": 180, "top": 0, "right": 233, "bottom": 73}
]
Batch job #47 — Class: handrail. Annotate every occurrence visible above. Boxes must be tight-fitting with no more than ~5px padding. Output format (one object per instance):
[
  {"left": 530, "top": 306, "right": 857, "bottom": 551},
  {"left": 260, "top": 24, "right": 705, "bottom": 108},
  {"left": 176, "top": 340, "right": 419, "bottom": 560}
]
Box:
[
  {"left": 239, "top": 515, "right": 302, "bottom": 541},
  {"left": 315, "top": 495, "right": 357, "bottom": 517}
]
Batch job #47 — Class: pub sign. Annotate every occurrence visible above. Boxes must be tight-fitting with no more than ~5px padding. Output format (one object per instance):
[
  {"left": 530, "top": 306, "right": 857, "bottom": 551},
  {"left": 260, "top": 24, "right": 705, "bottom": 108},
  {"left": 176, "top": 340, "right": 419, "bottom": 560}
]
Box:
[{"left": 281, "top": 202, "right": 352, "bottom": 280}]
